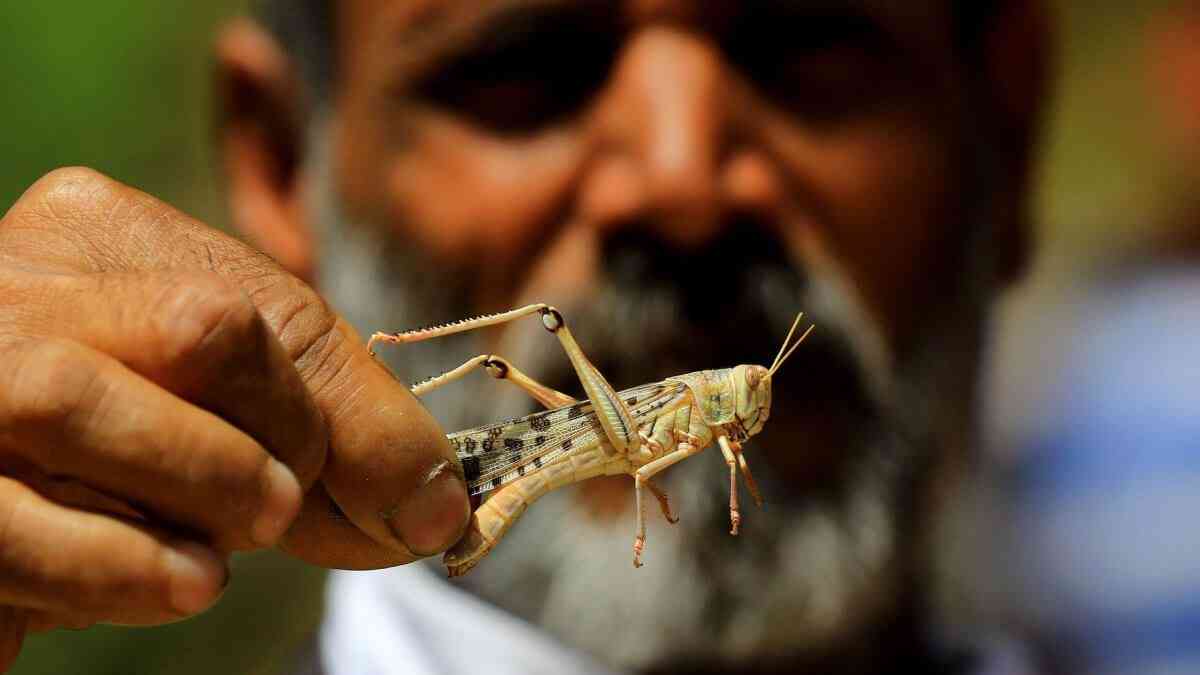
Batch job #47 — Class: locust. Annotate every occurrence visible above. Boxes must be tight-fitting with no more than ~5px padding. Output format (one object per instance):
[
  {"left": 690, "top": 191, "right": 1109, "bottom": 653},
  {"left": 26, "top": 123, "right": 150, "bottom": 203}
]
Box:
[{"left": 368, "top": 304, "right": 813, "bottom": 577}]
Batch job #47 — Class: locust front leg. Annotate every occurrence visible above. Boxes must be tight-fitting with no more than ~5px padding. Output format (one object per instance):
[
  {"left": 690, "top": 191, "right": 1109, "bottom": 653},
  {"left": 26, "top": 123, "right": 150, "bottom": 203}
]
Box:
[
  {"left": 717, "top": 435, "right": 743, "bottom": 535},
  {"left": 734, "top": 445, "right": 763, "bottom": 508},
  {"left": 405, "top": 353, "right": 577, "bottom": 409}
]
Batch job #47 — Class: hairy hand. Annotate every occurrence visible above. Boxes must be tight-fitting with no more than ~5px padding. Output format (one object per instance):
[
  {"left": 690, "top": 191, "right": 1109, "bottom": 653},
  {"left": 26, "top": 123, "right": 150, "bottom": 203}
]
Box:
[{"left": 0, "top": 168, "right": 468, "bottom": 663}]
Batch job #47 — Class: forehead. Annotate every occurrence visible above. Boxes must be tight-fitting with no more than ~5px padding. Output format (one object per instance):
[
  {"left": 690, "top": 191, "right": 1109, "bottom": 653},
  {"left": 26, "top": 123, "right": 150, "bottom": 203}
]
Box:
[{"left": 338, "top": 0, "right": 958, "bottom": 83}]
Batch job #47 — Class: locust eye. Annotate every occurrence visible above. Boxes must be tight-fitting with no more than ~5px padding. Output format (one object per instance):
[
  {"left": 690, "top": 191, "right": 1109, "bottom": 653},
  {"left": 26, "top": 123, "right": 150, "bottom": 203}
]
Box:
[{"left": 746, "top": 366, "right": 765, "bottom": 389}]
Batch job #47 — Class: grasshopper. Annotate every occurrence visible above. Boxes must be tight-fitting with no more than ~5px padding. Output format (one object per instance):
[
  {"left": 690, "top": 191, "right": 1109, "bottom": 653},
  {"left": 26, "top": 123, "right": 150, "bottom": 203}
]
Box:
[{"left": 369, "top": 304, "right": 812, "bottom": 577}]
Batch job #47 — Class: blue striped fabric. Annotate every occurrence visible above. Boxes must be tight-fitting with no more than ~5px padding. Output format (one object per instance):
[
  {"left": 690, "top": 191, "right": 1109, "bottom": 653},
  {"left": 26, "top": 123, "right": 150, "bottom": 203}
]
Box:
[{"left": 1005, "top": 268, "right": 1200, "bottom": 672}]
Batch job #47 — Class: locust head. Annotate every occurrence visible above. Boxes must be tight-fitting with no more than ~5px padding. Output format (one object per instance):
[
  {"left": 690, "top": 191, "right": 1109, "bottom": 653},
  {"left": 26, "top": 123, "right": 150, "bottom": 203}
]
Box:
[
  {"left": 735, "top": 312, "right": 814, "bottom": 439},
  {"left": 732, "top": 364, "right": 772, "bottom": 438}
]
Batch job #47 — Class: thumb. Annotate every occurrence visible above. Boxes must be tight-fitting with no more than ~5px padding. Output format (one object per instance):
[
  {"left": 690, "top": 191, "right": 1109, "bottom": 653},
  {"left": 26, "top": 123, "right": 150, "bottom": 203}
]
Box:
[{"left": 264, "top": 294, "right": 470, "bottom": 563}]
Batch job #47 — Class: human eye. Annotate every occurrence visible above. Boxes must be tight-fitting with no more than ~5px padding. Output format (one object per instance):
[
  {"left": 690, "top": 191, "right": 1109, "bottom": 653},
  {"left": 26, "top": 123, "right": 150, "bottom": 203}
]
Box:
[
  {"left": 725, "top": 6, "right": 902, "bottom": 124},
  {"left": 412, "top": 7, "right": 621, "bottom": 135}
]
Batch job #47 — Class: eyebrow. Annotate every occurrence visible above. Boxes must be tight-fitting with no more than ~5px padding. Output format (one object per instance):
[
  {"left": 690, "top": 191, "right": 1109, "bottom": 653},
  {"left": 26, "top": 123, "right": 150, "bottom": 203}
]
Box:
[
  {"left": 379, "top": 0, "right": 933, "bottom": 87},
  {"left": 751, "top": 0, "right": 905, "bottom": 33},
  {"left": 756, "top": 0, "right": 945, "bottom": 62},
  {"left": 384, "top": 0, "right": 607, "bottom": 81}
]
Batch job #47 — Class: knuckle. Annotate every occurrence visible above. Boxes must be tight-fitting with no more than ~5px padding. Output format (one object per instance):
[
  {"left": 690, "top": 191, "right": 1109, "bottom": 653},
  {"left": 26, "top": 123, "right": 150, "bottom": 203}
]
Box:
[
  {"left": 33, "top": 166, "right": 111, "bottom": 189},
  {"left": 1, "top": 167, "right": 142, "bottom": 274},
  {"left": 276, "top": 289, "right": 346, "bottom": 396},
  {"left": 4, "top": 167, "right": 119, "bottom": 227},
  {"left": 261, "top": 276, "right": 336, "bottom": 362},
  {"left": 241, "top": 277, "right": 333, "bottom": 482},
  {"left": 295, "top": 319, "right": 352, "bottom": 405},
  {"left": 151, "top": 273, "right": 261, "bottom": 368},
  {"left": 0, "top": 339, "right": 102, "bottom": 433},
  {"left": 25, "top": 167, "right": 116, "bottom": 204}
]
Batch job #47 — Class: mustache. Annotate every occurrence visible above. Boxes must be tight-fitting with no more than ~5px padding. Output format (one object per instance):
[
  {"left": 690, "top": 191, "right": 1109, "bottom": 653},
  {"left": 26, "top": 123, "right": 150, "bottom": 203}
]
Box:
[{"left": 496, "top": 220, "right": 877, "bottom": 420}]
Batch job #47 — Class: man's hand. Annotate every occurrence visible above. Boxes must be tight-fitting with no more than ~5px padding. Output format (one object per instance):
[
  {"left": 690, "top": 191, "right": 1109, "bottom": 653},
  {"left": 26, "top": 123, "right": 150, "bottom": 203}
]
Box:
[{"left": 0, "top": 168, "right": 469, "bottom": 667}]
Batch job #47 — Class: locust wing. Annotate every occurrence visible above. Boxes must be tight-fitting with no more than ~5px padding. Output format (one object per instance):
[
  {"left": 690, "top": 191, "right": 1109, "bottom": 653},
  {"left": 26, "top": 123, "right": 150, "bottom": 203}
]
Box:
[{"left": 450, "top": 379, "right": 688, "bottom": 496}]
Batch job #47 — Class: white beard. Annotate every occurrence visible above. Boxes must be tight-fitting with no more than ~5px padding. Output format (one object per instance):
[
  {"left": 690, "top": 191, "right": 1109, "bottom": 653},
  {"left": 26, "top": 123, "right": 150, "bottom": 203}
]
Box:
[{"left": 306, "top": 119, "right": 992, "bottom": 671}]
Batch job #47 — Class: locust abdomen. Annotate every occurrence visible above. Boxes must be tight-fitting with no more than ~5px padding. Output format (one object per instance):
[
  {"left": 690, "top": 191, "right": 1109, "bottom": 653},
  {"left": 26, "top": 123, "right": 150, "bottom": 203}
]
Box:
[{"left": 444, "top": 441, "right": 629, "bottom": 576}]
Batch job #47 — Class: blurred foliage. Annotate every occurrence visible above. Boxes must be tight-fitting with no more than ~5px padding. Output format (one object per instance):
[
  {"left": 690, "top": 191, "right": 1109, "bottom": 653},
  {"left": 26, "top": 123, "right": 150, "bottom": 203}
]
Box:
[
  {"left": 14, "top": 553, "right": 327, "bottom": 675},
  {"left": 0, "top": 1, "right": 248, "bottom": 228},
  {"left": 0, "top": 0, "right": 1188, "bottom": 673}
]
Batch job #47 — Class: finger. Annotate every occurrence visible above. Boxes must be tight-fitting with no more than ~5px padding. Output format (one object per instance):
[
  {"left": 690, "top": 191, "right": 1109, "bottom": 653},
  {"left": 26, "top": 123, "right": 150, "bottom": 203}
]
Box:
[
  {"left": 0, "top": 607, "right": 25, "bottom": 673},
  {"left": 0, "top": 476, "right": 227, "bottom": 623},
  {"left": 211, "top": 274, "right": 469, "bottom": 560},
  {"left": 0, "top": 338, "right": 301, "bottom": 551},
  {"left": 11, "top": 270, "right": 327, "bottom": 490},
  {"left": 1, "top": 467, "right": 145, "bottom": 522}
]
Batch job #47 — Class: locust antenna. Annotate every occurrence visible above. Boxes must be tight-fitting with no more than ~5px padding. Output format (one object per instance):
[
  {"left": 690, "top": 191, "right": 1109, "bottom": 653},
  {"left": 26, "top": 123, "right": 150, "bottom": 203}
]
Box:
[
  {"left": 768, "top": 324, "right": 815, "bottom": 377},
  {"left": 770, "top": 312, "right": 805, "bottom": 372}
]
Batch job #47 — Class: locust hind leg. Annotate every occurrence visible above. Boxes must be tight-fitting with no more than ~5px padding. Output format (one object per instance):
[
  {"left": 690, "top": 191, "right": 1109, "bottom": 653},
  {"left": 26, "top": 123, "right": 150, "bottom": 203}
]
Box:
[
  {"left": 536, "top": 307, "right": 640, "bottom": 455},
  {"left": 370, "top": 303, "right": 640, "bottom": 456},
  {"left": 632, "top": 444, "right": 703, "bottom": 567},
  {"left": 369, "top": 304, "right": 554, "bottom": 350}
]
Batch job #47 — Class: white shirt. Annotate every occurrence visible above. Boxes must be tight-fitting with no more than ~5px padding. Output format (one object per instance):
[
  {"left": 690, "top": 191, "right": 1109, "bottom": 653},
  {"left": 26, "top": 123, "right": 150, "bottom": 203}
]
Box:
[{"left": 321, "top": 561, "right": 617, "bottom": 675}]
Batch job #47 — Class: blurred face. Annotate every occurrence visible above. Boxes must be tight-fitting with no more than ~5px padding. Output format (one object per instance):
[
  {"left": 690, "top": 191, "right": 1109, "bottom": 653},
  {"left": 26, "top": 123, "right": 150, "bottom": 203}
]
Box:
[
  {"left": 330, "top": 0, "right": 972, "bottom": 471},
  {"left": 308, "top": 0, "right": 996, "bottom": 669}
]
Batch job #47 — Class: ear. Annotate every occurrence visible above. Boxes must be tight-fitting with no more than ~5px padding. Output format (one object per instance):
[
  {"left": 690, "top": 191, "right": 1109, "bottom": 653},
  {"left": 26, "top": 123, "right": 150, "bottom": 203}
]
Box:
[
  {"left": 215, "top": 18, "right": 316, "bottom": 283},
  {"left": 980, "top": 0, "right": 1056, "bottom": 285},
  {"left": 1148, "top": 6, "right": 1200, "bottom": 151}
]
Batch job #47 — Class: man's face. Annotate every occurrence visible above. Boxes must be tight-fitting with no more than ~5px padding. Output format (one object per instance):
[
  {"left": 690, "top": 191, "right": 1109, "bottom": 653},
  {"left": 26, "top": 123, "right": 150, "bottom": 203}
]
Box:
[
  {"left": 329, "top": 0, "right": 974, "bottom": 478},
  {"left": 307, "top": 0, "right": 996, "bottom": 668}
]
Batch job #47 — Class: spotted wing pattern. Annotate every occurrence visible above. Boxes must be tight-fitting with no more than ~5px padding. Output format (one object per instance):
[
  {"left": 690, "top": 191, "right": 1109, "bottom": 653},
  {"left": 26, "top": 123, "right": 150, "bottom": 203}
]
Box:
[{"left": 450, "top": 380, "right": 688, "bottom": 496}]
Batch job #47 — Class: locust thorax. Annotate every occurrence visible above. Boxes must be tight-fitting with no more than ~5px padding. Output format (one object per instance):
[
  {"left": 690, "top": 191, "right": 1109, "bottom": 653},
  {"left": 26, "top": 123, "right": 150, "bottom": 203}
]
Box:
[
  {"left": 669, "top": 365, "right": 770, "bottom": 438},
  {"left": 732, "top": 364, "right": 771, "bottom": 438}
]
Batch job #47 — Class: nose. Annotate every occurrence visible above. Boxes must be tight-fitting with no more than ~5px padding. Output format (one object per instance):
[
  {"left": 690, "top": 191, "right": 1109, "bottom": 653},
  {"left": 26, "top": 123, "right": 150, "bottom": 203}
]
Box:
[{"left": 581, "top": 27, "right": 738, "bottom": 249}]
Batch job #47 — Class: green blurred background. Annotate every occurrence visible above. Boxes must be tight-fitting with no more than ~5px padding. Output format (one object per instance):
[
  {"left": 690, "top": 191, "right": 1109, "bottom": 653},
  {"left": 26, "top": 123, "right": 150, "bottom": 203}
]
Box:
[{"left": 0, "top": 1, "right": 1185, "bottom": 673}]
